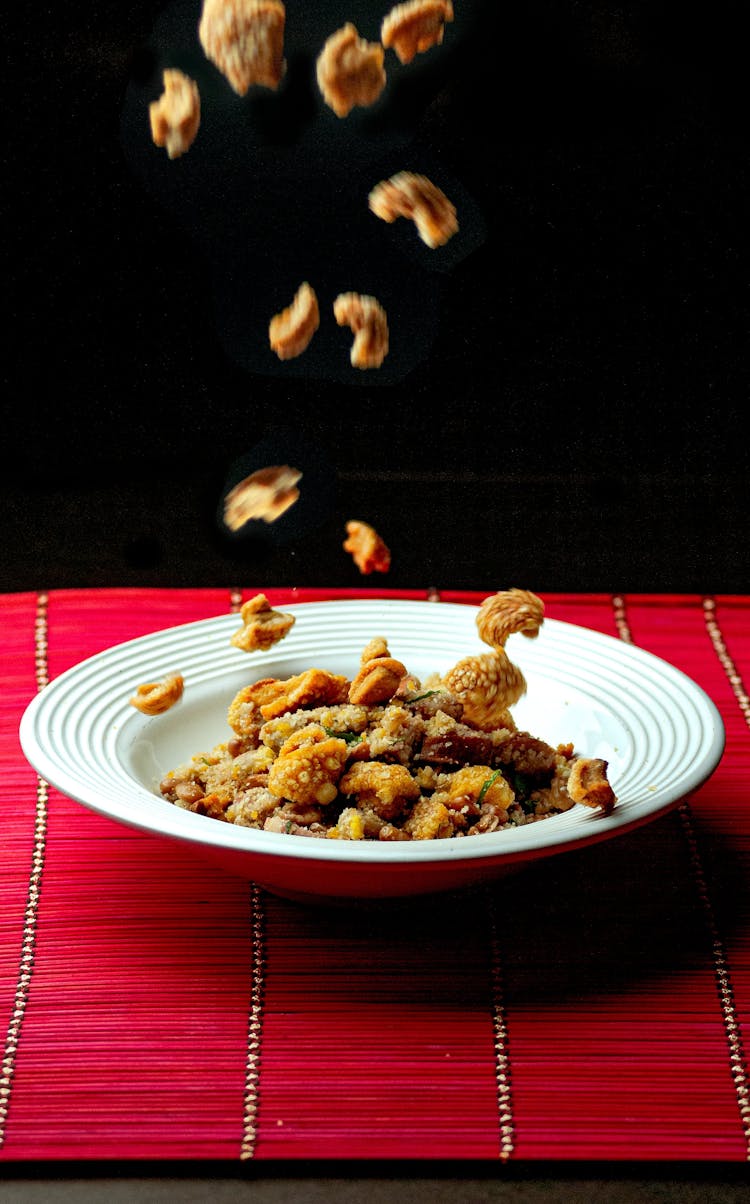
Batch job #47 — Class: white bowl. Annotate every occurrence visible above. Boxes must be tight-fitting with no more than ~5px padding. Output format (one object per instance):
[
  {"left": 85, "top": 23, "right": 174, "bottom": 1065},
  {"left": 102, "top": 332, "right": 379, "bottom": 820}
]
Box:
[{"left": 19, "top": 600, "right": 725, "bottom": 903}]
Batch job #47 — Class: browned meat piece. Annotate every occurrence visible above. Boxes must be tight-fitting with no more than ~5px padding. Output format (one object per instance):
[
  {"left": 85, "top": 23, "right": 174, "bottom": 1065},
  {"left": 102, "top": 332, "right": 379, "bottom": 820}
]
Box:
[
  {"left": 495, "top": 731, "right": 558, "bottom": 782},
  {"left": 416, "top": 711, "right": 496, "bottom": 766}
]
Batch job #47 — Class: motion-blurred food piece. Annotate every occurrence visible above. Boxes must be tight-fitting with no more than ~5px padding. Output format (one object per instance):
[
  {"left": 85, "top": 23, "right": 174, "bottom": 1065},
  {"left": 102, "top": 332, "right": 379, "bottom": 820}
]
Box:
[
  {"left": 381, "top": 0, "right": 454, "bottom": 64},
  {"left": 268, "top": 282, "right": 320, "bottom": 360},
  {"left": 149, "top": 69, "right": 201, "bottom": 159},
  {"left": 333, "top": 292, "right": 389, "bottom": 369},
  {"left": 198, "top": 0, "right": 286, "bottom": 95},
  {"left": 368, "top": 171, "right": 458, "bottom": 248},
  {"left": 223, "top": 464, "right": 302, "bottom": 530},
  {"left": 316, "top": 23, "right": 387, "bottom": 117},
  {"left": 343, "top": 520, "right": 391, "bottom": 575},
  {"left": 476, "top": 588, "right": 545, "bottom": 650},
  {"left": 130, "top": 673, "right": 184, "bottom": 714},
  {"left": 230, "top": 593, "right": 296, "bottom": 652}
]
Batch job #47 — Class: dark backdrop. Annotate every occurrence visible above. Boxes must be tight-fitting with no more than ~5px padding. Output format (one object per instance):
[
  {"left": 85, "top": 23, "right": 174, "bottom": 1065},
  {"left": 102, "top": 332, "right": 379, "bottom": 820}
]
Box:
[{"left": 4, "top": 1, "right": 748, "bottom": 593}]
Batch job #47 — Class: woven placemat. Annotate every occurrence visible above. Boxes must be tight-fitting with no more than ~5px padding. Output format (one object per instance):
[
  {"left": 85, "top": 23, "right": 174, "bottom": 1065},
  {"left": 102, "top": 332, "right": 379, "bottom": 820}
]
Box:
[{"left": 1, "top": 589, "right": 747, "bottom": 1161}]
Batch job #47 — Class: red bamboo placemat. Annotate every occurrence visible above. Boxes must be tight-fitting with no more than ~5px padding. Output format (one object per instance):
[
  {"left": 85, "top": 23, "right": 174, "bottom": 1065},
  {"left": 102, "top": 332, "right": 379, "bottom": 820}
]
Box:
[{"left": 1, "top": 588, "right": 748, "bottom": 1163}]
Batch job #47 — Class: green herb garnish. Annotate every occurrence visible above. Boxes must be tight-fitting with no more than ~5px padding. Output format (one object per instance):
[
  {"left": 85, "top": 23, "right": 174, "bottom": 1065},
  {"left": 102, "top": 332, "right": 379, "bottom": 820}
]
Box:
[
  {"left": 477, "top": 769, "right": 503, "bottom": 805},
  {"left": 511, "top": 771, "right": 532, "bottom": 802},
  {"left": 323, "top": 727, "right": 363, "bottom": 745},
  {"left": 406, "top": 690, "right": 440, "bottom": 703}
]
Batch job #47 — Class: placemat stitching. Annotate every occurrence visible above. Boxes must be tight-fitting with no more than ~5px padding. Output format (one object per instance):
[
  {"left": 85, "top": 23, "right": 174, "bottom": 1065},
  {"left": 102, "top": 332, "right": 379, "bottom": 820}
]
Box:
[
  {"left": 701, "top": 596, "right": 750, "bottom": 1155},
  {"left": 240, "top": 883, "right": 266, "bottom": 1159},
  {"left": 0, "top": 592, "right": 49, "bottom": 1150},
  {"left": 486, "top": 888, "right": 514, "bottom": 1161}
]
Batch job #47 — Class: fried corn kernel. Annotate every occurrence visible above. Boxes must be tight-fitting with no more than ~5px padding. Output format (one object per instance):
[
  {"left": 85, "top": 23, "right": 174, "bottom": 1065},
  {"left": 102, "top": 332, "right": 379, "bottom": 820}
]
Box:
[
  {"left": 149, "top": 69, "right": 201, "bottom": 160},
  {"left": 223, "top": 465, "right": 302, "bottom": 530},
  {"left": 199, "top": 0, "right": 286, "bottom": 95},
  {"left": 326, "top": 807, "right": 366, "bottom": 840},
  {"left": 333, "top": 293, "right": 389, "bottom": 369},
  {"left": 381, "top": 0, "right": 454, "bottom": 64},
  {"left": 230, "top": 593, "right": 296, "bottom": 652},
  {"left": 268, "top": 724, "right": 349, "bottom": 806},
  {"left": 339, "top": 760, "right": 420, "bottom": 820},
  {"left": 268, "top": 282, "right": 320, "bottom": 360},
  {"left": 567, "top": 757, "right": 617, "bottom": 815},
  {"left": 368, "top": 172, "right": 458, "bottom": 248},
  {"left": 343, "top": 520, "right": 391, "bottom": 574},
  {"left": 129, "top": 673, "right": 184, "bottom": 715},
  {"left": 316, "top": 23, "right": 386, "bottom": 117},
  {"left": 348, "top": 656, "right": 407, "bottom": 705},
  {"left": 443, "top": 650, "right": 527, "bottom": 730},
  {"left": 258, "top": 668, "right": 350, "bottom": 720},
  {"left": 476, "top": 588, "right": 545, "bottom": 651}
]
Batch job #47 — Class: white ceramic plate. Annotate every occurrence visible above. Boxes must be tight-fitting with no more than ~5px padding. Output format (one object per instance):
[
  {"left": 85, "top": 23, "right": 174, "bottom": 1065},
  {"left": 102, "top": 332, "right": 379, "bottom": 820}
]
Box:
[{"left": 19, "top": 600, "right": 725, "bottom": 902}]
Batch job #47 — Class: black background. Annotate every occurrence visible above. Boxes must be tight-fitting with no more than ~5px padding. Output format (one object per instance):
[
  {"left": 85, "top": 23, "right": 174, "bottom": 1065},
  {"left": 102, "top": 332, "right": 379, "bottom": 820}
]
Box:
[{"left": 4, "top": 1, "right": 749, "bottom": 593}]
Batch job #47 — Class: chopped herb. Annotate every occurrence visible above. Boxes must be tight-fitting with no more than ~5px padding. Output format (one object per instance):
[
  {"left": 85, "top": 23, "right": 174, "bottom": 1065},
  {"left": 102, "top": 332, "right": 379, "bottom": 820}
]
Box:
[
  {"left": 477, "top": 769, "right": 503, "bottom": 805},
  {"left": 323, "top": 727, "right": 362, "bottom": 745},
  {"left": 284, "top": 820, "right": 293, "bottom": 833},
  {"left": 407, "top": 690, "right": 440, "bottom": 703},
  {"left": 520, "top": 798, "right": 537, "bottom": 815},
  {"left": 510, "top": 771, "right": 532, "bottom": 802}
]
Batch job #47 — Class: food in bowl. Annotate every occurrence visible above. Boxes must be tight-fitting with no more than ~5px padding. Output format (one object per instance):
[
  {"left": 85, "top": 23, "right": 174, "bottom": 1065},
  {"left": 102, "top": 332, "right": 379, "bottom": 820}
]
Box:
[{"left": 157, "top": 590, "right": 616, "bottom": 838}]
